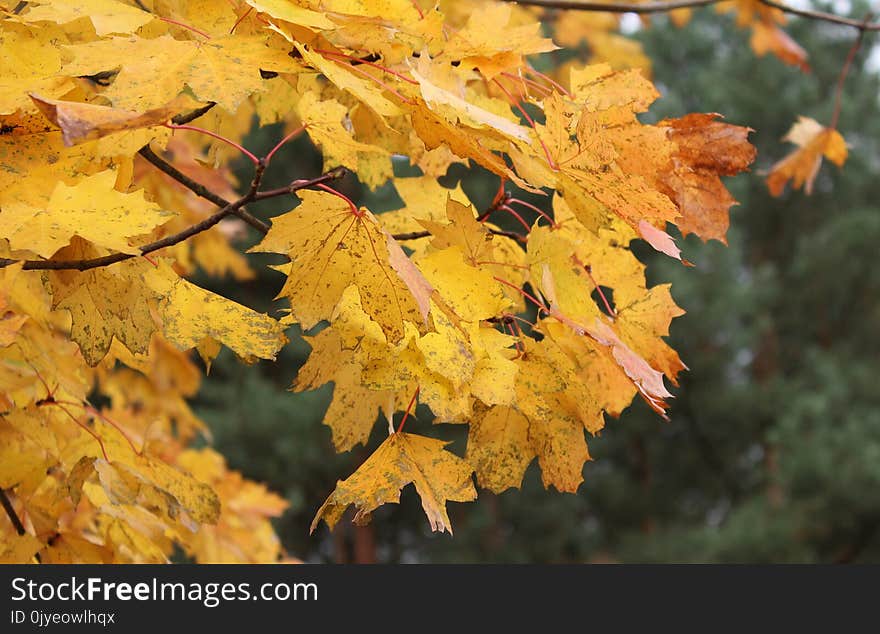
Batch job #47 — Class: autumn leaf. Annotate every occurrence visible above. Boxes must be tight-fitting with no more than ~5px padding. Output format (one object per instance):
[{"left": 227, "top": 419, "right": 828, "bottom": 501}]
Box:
[
  {"left": 145, "top": 262, "right": 287, "bottom": 365},
  {"left": 0, "top": 169, "right": 173, "bottom": 259},
  {"left": 30, "top": 93, "right": 206, "bottom": 146},
  {"left": 251, "top": 190, "right": 431, "bottom": 343},
  {"left": 245, "top": 0, "right": 335, "bottom": 30},
  {"left": 62, "top": 35, "right": 300, "bottom": 111},
  {"left": 177, "top": 448, "right": 289, "bottom": 563},
  {"left": 294, "top": 320, "right": 397, "bottom": 452},
  {"left": 466, "top": 405, "right": 534, "bottom": 493},
  {"left": 0, "top": 533, "right": 43, "bottom": 564},
  {"left": 311, "top": 432, "right": 477, "bottom": 534},
  {"left": 539, "top": 265, "right": 675, "bottom": 419},
  {"left": 720, "top": 0, "right": 809, "bottom": 70},
  {"left": 411, "top": 65, "right": 531, "bottom": 142},
  {"left": 294, "top": 91, "right": 391, "bottom": 174},
  {"left": 296, "top": 44, "right": 403, "bottom": 118},
  {"left": 45, "top": 246, "right": 162, "bottom": 365},
  {"left": 20, "top": 0, "right": 154, "bottom": 37},
  {"left": 766, "top": 116, "right": 848, "bottom": 196},
  {"left": 659, "top": 113, "right": 756, "bottom": 243}
]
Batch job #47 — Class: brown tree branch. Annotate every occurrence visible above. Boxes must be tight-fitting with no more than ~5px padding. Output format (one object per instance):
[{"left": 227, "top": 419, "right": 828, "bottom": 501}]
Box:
[
  {"left": 392, "top": 228, "right": 526, "bottom": 242},
  {"left": 503, "top": 0, "right": 880, "bottom": 30},
  {"left": 140, "top": 102, "right": 272, "bottom": 233},
  {"left": 508, "top": 0, "right": 715, "bottom": 13},
  {"left": 760, "top": 0, "right": 878, "bottom": 31},
  {"left": 391, "top": 230, "right": 434, "bottom": 240},
  {"left": 252, "top": 167, "right": 350, "bottom": 202},
  {"left": 138, "top": 144, "right": 270, "bottom": 233},
  {"left": 0, "top": 488, "right": 26, "bottom": 536},
  {"left": 830, "top": 13, "right": 874, "bottom": 129}
]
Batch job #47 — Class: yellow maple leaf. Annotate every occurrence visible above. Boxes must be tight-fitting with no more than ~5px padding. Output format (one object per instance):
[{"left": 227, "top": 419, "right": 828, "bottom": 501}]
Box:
[
  {"left": 295, "top": 90, "right": 389, "bottom": 173},
  {"left": 411, "top": 65, "right": 531, "bottom": 143},
  {"left": 245, "top": 0, "right": 335, "bottom": 31},
  {"left": 295, "top": 316, "right": 397, "bottom": 451},
  {"left": 145, "top": 262, "right": 287, "bottom": 364},
  {"left": 416, "top": 247, "right": 509, "bottom": 323},
  {"left": 176, "top": 448, "right": 289, "bottom": 563},
  {"left": 62, "top": 35, "right": 299, "bottom": 111},
  {"left": 614, "top": 284, "right": 687, "bottom": 385},
  {"left": 20, "top": 0, "right": 154, "bottom": 37},
  {"left": 514, "top": 336, "right": 600, "bottom": 489},
  {"left": 45, "top": 247, "right": 162, "bottom": 365},
  {"left": 296, "top": 44, "right": 402, "bottom": 118},
  {"left": 377, "top": 177, "right": 470, "bottom": 256},
  {"left": 766, "top": 116, "right": 848, "bottom": 196},
  {"left": 0, "top": 532, "right": 43, "bottom": 564},
  {"left": 439, "top": 4, "right": 557, "bottom": 78},
  {"left": 0, "top": 25, "right": 70, "bottom": 114},
  {"left": 466, "top": 404, "right": 533, "bottom": 494},
  {"left": 311, "top": 432, "right": 476, "bottom": 534},
  {"left": 251, "top": 190, "right": 431, "bottom": 343},
  {"left": 1, "top": 169, "right": 172, "bottom": 259}
]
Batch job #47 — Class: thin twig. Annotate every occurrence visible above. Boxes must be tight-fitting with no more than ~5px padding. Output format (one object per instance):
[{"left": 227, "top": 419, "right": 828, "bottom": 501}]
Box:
[
  {"left": 391, "top": 230, "right": 433, "bottom": 240},
  {"left": 761, "top": 0, "right": 879, "bottom": 31},
  {"left": 830, "top": 13, "right": 874, "bottom": 129},
  {"left": 506, "top": 0, "right": 714, "bottom": 14},
  {"left": 391, "top": 228, "right": 525, "bottom": 242},
  {"left": 0, "top": 488, "right": 26, "bottom": 536},
  {"left": 252, "top": 167, "right": 350, "bottom": 201},
  {"left": 137, "top": 144, "right": 269, "bottom": 232},
  {"left": 158, "top": 16, "right": 211, "bottom": 39},
  {"left": 138, "top": 145, "right": 230, "bottom": 208},
  {"left": 165, "top": 122, "right": 259, "bottom": 164},
  {"left": 396, "top": 386, "right": 420, "bottom": 434},
  {"left": 502, "top": 0, "right": 880, "bottom": 30}
]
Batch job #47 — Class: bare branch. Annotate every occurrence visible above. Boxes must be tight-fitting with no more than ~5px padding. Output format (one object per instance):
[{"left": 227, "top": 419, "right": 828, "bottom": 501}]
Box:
[
  {"left": 137, "top": 144, "right": 270, "bottom": 233},
  {"left": 138, "top": 144, "right": 232, "bottom": 209},
  {"left": 502, "top": 0, "right": 880, "bottom": 30},
  {"left": 830, "top": 13, "right": 874, "bottom": 129},
  {"left": 505, "top": 0, "right": 716, "bottom": 14},
  {"left": 392, "top": 228, "right": 526, "bottom": 242},
  {"left": 760, "top": 0, "right": 879, "bottom": 31},
  {"left": 0, "top": 488, "right": 26, "bottom": 536},
  {"left": 252, "top": 167, "right": 350, "bottom": 201}
]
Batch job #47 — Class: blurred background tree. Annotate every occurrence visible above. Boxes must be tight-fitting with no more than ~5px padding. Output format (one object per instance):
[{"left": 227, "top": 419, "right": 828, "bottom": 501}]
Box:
[{"left": 191, "top": 4, "right": 880, "bottom": 562}]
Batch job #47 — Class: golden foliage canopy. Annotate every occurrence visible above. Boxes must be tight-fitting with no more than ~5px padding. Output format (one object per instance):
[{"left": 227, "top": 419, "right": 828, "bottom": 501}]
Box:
[{"left": 12, "top": 0, "right": 853, "bottom": 562}]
